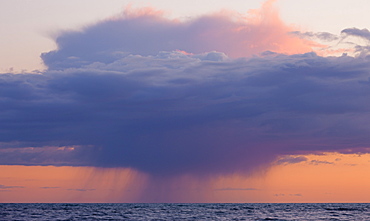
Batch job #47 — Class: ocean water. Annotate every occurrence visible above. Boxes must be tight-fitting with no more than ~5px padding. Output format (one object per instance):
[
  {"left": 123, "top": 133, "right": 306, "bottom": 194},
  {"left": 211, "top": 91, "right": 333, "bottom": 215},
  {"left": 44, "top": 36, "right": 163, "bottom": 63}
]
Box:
[{"left": 0, "top": 203, "right": 369, "bottom": 220}]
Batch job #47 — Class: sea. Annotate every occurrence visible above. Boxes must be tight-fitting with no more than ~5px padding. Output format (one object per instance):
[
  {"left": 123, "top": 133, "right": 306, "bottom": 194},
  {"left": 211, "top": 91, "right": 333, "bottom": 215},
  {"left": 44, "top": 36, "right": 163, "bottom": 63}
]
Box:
[{"left": 0, "top": 203, "right": 369, "bottom": 220}]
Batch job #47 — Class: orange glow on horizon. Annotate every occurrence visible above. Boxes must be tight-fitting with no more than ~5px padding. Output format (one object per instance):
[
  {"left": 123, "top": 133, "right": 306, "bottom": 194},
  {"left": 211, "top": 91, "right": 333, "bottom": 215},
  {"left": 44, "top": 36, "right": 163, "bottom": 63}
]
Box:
[
  {"left": 0, "top": 166, "right": 146, "bottom": 203},
  {"left": 264, "top": 153, "right": 370, "bottom": 203},
  {"left": 1, "top": 153, "right": 370, "bottom": 203},
  {"left": 208, "top": 153, "right": 370, "bottom": 203}
]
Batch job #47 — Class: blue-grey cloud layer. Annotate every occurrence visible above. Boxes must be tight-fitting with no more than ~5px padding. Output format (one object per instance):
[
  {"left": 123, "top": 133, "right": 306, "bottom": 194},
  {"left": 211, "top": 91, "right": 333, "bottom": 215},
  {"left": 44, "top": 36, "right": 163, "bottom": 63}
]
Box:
[
  {"left": 2, "top": 12, "right": 370, "bottom": 177},
  {"left": 2, "top": 51, "right": 370, "bottom": 176}
]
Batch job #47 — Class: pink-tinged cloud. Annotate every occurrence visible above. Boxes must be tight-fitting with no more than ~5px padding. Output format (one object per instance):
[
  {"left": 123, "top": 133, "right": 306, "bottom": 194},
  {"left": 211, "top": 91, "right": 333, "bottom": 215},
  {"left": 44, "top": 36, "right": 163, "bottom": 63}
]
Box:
[
  {"left": 2, "top": 0, "right": 370, "bottom": 181},
  {"left": 216, "top": 0, "right": 314, "bottom": 57},
  {"left": 121, "top": 4, "right": 167, "bottom": 19},
  {"left": 42, "top": 0, "right": 314, "bottom": 70}
]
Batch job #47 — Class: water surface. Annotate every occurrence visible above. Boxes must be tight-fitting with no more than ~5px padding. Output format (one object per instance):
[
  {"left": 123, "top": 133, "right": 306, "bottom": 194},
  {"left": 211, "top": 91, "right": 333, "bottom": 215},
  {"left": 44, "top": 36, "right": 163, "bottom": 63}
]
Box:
[{"left": 1, "top": 203, "right": 369, "bottom": 220}]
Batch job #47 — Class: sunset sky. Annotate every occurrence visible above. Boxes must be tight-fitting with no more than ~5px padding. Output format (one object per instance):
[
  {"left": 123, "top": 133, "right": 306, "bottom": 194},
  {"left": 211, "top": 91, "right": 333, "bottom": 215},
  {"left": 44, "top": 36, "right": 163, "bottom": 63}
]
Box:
[{"left": 1, "top": 0, "right": 370, "bottom": 203}]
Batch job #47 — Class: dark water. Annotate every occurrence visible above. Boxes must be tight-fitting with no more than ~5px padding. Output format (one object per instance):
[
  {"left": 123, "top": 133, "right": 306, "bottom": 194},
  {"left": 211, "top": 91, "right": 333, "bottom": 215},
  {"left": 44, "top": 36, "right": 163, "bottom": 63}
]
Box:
[{"left": 0, "top": 203, "right": 369, "bottom": 220}]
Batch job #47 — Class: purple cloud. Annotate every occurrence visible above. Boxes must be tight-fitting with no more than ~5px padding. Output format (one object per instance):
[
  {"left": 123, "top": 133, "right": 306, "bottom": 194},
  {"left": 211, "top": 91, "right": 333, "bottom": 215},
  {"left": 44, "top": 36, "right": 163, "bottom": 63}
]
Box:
[
  {"left": 276, "top": 156, "right": 308, "bottom": 165},
  {"left": 1, "top": 6, "right": 370, "bottom": 178},
  {"left": 341, "top": 28, "right": 370, "bottom": 41},
  {"left": 40, "top": 186, "right": 60, "bottom": 189},
  {"left": 290, "top": 31, "right": 339, "bottom": 42},
  {"left": 2, "top": 51, "right": 370, "bottom": 177},
  {"left": 41, "top": 3, "right": 312, "bottom": 70},
  {"left": 310, "top": 160, "right": 334, "bottom": 165},
  {"left": 214, "top": 188, "right": 259, "bottom": 191},
  {"left": 0, "top": 184, "right": 24, "bottom": 189},
  {"left": 289, "top": 194, "right": 302, "bottom": 197},
  {"left": 67, "top": 188, "right": 95, "bottom": 192}
]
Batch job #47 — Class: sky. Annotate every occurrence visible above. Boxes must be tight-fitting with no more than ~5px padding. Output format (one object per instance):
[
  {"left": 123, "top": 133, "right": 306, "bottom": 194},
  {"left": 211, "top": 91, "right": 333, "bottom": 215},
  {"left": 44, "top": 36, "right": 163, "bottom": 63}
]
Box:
[{"left": 2, "top": 0, "right": 370, "bottom": 203}]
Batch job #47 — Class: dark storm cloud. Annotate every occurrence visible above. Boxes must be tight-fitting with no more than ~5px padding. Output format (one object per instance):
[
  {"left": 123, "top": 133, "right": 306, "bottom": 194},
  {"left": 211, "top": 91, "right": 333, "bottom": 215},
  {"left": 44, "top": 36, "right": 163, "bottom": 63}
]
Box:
[
  {"left": 2, "top": 51, "right": 370, "bottom": 176},
  {"left": 2, "top": 3, "right": 370, "bottom": 177}
]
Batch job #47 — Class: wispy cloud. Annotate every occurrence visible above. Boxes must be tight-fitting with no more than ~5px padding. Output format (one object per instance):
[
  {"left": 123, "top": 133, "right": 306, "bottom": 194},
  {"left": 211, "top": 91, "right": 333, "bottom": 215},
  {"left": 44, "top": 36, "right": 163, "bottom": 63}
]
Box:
[
  {"left": 341, "top": 28, "right": 370, "bottom": 41},
  {"left": 67, "top": 188, "right": 95, "bottom": 192},
  {"left": 0, "top": 184, "right": 24, "bottom": 189},
  {"left": 289, "top": 194, "right": 302, "bottom": 197},
  {"left": 276, "top": 156, "right": 308, "bottom": 165},
  {"left": 310, "top": 160, "right": 334, "bottom": 165},
  {"left": 40, "top": 186, "right": 60, "bottom": 189},
  {"left": 274, "top": 193, "right": 302, "bottom": 197},
  {"left": 290, "top": 31, "right": 339, "bottom": 42},
  {"left": 214, "top": 188, "right": 259, "bottom": 191}
]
